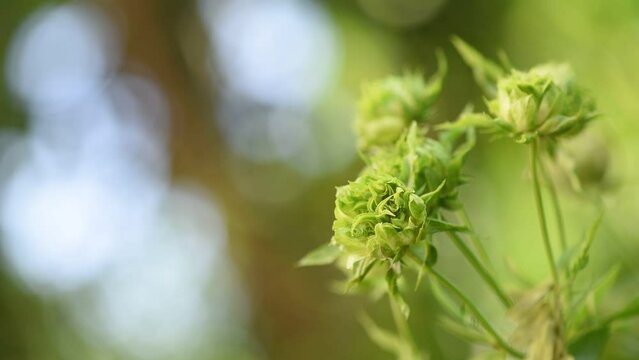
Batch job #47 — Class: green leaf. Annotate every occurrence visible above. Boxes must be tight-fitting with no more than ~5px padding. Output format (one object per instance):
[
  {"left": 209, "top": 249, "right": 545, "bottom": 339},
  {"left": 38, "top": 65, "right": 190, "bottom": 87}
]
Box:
[
  {"left": 347, "top": 258, "right": 378, "bottom": 290},
  {"left": 568, "top": 326, "right": 609, "bottom": 360},
  {"left": 430, "top": 279, "right": 466, "bottom": 322},
  {"left": 359, "top": 313, "right": 420, "bottom": 360},
  {"left": 424, "top": 48, "right": 448, "bottom": 102},
  {"left": 420, "top": 180, "right": 446, "bottom": 202},
  {"left": 451, "top": 36, "right": 505, "bottom": 96},
  {"left": 413, "top": 242, "right": 437, "bottom": 290},
  {"left": 386, "top": 269, "right": 410, "bottom": 318},
  {"left": 297, "top": 243, "right": 341, "bottom": 267},
  {"left": 359, "top": 313, "right": 402, "bottom": 352},
  {"left": 437, "top": 112, "right": 493, "bottom": 132},
  {"left": 569, "top": 212, "right": 604, "bottom": 280},
  {"left": 604, "top": 296, "right": 639, "bottom": 324},
  {"left": 426, "top": 218, "right": 467, "bottom": 234},
  {"left": 566, "top": 265, "right": 620, "bottom": 330},
  {"left": 439, "top": 316, "right": 491, "bottom": 345}
]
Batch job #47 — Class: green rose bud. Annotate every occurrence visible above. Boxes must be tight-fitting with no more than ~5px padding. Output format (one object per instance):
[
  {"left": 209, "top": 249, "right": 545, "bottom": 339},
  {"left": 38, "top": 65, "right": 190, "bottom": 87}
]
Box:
[
  {"left": 453, "top": 38, "right": 598, "bottom": 144},
  {"left": 363, "top": 122, "right": 473, "bottom": 210},
  {"left": 356, "top": 53, "right": 446, "bottom": 153},
  {"left": 332, "top": 173, "right": 433, "bottom": 262},
  {"left": 487, "top": 64, "right": 597, "bottom": 143}
]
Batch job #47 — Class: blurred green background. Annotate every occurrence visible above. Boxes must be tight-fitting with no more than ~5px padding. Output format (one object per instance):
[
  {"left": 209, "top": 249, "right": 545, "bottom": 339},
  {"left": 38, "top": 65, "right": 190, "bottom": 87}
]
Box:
[{"left": 0, "top": 0, "right": 638, "bottom": 359}]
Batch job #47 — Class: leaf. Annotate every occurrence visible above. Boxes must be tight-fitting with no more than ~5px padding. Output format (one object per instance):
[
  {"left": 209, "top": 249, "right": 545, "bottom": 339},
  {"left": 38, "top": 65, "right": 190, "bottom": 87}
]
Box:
[
  {"left": 566, "top": 265, "right": 620, "bottom": 329},
  {"left": 569, "top": 212, "right": 604, "bottom": 280},
  {"left": 439, "top": 316, "right": 491, "bottom": 345},
  {"left": 426, "top": 218, "right": 467, "bottom": 234},
  {"left": 452, "top": 126, "right": 477, "bottom": 163},
  {"left": 359, "top": 313, "right": 419, "bottom": 360},
  {"left": 347, "top": 258, "right": 378, "bottom": 290},
  {"left": 430, "top": 280, "right": 492, "bottom": 346},
  {"left": 430, "top": 278, "right": 465, "bottom": 322},
  {"left": 420, "top": 180, "right": 446, "bottom": 202},
  {"left": 438, "top": 112, "right": 494, "bottom": 132},
  {"left": 451, "top": 36, "right": 505, "bottom": 96},
  {"left": 386, "top": 269, "right": 410, "bottom": 318},
  {"left": 413, "top": 242, "right": 437, "bottom": 290},
  {"left": 604, "top": 296, "right": 639, "bottom": 324},
  {"left": 424, "top": 48, "right": 448, "bottom": 102},
  {"left": 568, "top": 326, "right": 609, "bottom": 360},
  {"left": 297, "top": 243, "right": 341, "bottom": 267},
  {"left": 359, "top": 313, "right": 402, "bottom": 352}
]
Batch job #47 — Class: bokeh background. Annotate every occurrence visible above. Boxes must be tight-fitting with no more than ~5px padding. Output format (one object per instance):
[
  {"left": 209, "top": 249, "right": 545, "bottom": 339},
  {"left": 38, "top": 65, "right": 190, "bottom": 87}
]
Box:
[{"left": 1, "top": 0, "right": 639, "bottom": 359}]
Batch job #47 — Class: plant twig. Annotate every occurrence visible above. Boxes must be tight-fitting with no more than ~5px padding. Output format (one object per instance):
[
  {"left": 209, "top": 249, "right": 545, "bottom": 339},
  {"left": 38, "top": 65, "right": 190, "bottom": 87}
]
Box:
[
  {"left": 457, "top": 207, "right": 494, "bottom": 270},
  {"left": 540, "top": 157, "right": 567, "bottom": 253},
  {"left": 446, "top": 231, "right": 512, "bottom": 307},
  {"left": 428, "top": 267, "right": 524, "bottom": 359},
  {"left": 530, "top": 140, "right": 561, "bottom": 287},
  {"left": 388, "top": 296, "right": 419, "bottom": 359}
]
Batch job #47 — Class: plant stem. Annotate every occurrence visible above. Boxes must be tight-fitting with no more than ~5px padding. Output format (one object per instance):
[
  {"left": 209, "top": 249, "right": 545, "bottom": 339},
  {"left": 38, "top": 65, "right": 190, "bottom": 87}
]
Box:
[
  {"left": 446, "top": 231, "right": 512, "bottom": 308},
  {"left": 428, "top": 268, "right": 524, "bottom": 359},
  {"left": 530, "top": 140, "right": 561, "bottom": 287},
  {"left": 540, "top": 158, "right": 567, "bottom": 253},
  {"left": 531, "top": 140, "right": 567, "bottom": 354},
  {"left": 389, "top": 296, "right": 418, "bottom": 359},
  {"left": 457, "top": 207, "right": 493, "bottom": 270}
]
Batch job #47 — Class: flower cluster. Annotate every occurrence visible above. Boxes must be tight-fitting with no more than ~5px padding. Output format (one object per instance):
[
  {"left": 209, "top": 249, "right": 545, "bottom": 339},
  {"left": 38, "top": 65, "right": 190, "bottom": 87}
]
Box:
[
  {"left": 300, "top": 55, "right": 472, "bottom": 287},
  {"left": 299, "top": 40, "right": 622, "bottom": 360},
  {"left": 328, "top": 125, "right": 470, "bottom": 281}
]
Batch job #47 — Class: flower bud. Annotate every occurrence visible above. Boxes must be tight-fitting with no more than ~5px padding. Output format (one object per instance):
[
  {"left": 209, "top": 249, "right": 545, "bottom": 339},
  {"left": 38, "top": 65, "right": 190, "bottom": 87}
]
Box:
[
  {"left": 356, "top": 54, "right": 446, "bottom": 152},
  {"left": 332, "top": 174, "right": 432, "bottom": 261},
  {"left": 364, "top": 122, "right": 473, "bottom": 210},
  {"left": 487, "top": 64, "right": 597, "bottom": 143}
]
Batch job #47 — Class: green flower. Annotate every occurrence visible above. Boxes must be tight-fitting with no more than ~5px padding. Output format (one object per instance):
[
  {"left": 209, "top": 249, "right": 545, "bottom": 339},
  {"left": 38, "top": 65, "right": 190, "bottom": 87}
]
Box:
[
  {"left": 364, "top": 122, "right": 474, "bottom": 210},
  {"left": 487, "top": 64, "right": 597, "bottom": 143},
  {"left": 356, "top": 53, "right": 446, "bottom": 153},
  {"left": 332, "top": 173, "right": 431, "bottom": 261},
  {"left": 453, "top": 38, "right": 597, "bottom": 144}
]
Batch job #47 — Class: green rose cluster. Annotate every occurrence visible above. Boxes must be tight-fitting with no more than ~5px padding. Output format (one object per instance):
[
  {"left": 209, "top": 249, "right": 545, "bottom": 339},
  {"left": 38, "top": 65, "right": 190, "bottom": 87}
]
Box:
[
  {"left": 306, "top": 57, "right": 474, "bottom": 286},
  {"left": 299, "top": 41, "right": 625, "bottom": 360},
  {"left": 299, "top": 55, "right": 471, "bottom": 287}
]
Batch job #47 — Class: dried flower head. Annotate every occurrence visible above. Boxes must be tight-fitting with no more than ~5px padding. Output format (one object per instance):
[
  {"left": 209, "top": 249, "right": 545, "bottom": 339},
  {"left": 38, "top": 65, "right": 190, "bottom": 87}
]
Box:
[
  {"left": 510, "top": 286, "right": 573, "bottom": 360},
  {"left": 356, "top": 53, "right": 446, "bottom": 153}
]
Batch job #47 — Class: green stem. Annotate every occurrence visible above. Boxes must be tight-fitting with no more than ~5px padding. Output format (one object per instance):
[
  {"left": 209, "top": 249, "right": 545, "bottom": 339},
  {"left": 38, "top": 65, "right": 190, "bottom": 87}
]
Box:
[
  {"left": 540, "top": 158, "right": 567, "bottom": 253},
  {"left": 447, "top": 231, "right": 512, "bottom": 308},
  {"left": 428, "top": 268, "right": 524, "bottom": 359},
  {"left": 389, "top": 296, "right": 418, "bottom": 359},
  {"left": 530, "top": 140, "right": 561, "bottom": 287},
  {"left": 457, "top": 207, "right": 493, "bottom": 270}
]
